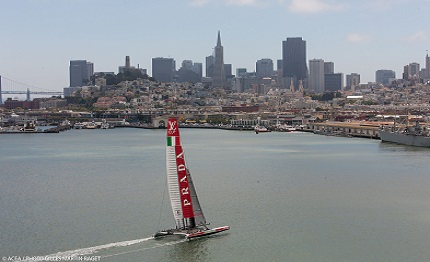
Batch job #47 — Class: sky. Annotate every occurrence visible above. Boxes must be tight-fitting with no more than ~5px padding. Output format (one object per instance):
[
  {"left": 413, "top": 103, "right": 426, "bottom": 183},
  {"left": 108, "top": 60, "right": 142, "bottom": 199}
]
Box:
[{"left": 1, "top": 0, "right": 429, "bottom": 92}]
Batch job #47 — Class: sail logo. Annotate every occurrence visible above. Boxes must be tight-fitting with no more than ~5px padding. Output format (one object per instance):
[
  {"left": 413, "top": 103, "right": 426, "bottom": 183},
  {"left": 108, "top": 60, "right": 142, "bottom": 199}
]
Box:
[
  {"left": 168, "top": 121, "right": 176, "bottom": 135},
  {"left": 167, "top": 118, "right": 179, "bottom": 137},
  {"left": 175, "top": 146, "right": 194, "bottom": 218}
]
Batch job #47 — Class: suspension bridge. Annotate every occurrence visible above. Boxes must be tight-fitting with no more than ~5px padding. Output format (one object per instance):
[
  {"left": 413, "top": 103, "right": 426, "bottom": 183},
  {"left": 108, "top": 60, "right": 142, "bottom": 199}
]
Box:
[{"left": 0, "top": 75, "right": 64, "bottom": 104}]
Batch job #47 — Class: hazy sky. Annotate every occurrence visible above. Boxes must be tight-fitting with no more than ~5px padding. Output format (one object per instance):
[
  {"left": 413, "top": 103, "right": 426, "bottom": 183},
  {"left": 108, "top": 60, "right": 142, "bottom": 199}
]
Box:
[{"left": 1, "top": 0, "right": 429, "bottom": 92}]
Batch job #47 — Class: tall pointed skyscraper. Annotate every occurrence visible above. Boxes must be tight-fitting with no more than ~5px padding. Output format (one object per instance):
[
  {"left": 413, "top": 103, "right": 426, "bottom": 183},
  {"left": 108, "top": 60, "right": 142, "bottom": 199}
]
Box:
[{"left": 212, "top": 31, "right": 226, "bottom": 88}]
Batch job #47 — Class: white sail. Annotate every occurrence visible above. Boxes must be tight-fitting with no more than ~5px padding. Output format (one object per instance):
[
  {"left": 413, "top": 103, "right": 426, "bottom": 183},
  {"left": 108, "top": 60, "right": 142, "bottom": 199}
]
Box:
[
  {"left": 154, "top": 117, "right": 229, "bottom": 239},
  {"left": 166, "top": 146, "right": 185, "bottom": 229}
]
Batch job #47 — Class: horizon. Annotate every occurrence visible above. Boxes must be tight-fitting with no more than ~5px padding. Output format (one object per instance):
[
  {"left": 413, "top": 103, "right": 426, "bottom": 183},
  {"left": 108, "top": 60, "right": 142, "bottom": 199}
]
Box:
[{"left": 1, "top": 0, "right": 429, "bottom": 92}]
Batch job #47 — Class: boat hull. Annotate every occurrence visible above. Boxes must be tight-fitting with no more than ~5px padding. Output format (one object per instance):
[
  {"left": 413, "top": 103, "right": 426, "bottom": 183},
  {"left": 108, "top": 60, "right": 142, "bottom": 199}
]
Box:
[
  {"left": 186, "top": 226, "right": 230, "bottom": 239},
  {"left": 379, "top": 130, "right": 430, "bottom": 147},
  {"left": 154, "top": 226, "right": 230, "bottom": 240}
]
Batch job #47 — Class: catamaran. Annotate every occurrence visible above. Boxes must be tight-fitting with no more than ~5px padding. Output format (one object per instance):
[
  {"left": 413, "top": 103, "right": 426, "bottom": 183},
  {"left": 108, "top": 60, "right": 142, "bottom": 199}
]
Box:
[{"left": 154, "top": 118, "right": 230, "bottom": 240}]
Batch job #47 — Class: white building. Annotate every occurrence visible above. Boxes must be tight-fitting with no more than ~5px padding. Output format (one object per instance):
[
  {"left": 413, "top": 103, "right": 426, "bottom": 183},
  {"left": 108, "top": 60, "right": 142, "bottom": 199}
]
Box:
[{"left": 309, "top": 59, "right": 325, "bottom": 93}]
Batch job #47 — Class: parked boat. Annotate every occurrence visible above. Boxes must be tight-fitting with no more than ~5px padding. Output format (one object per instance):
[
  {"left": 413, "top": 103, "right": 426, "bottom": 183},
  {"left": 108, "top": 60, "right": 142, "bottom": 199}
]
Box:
[
  {"left": 254, "top": 124, "right": 271, "bottom": 134},
  {"left": 154, "top": 118, "right": 230, "bottom": 239},
  {"left": 84, "top": 121, "right": 96, "bottom": 129},
  {"left": 100, "top": 119, "right": 110, "bottom": 129},
  {"left": 379, "top": 121, "right": 430, "bottom": 147},
  {"left": 23, "top": 121, "right": 36, "bottom": 132},
  {"left": 73, "top": 122, "right": 85, "bottom": 129}
]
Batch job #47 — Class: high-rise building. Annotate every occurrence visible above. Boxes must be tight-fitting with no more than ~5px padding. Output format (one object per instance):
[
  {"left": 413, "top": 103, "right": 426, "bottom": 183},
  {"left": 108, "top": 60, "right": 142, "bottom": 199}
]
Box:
[
  {"left": 224, "top": 64, "right": 232, "bottom": 78},
  {"left": 309, "top": 59, "right": 325, "bottom": 93},
  {"left": 375, "top": 70, "right": 395, "bottom": 84},
  {"left": 256, "top": 59, "right": 274, "bottom": 78},
  {"left": 325, "top": 73, "right": 343, "bottom": 92},
  {"left": 426, "top": 53, "right": 430, "bottom": 79},
  {"left": 152, "top": 57, "right": 175, "bottom": 83},
  {"left": 69, "top": 60, "right": 94, "bottom": 87},
  {"left": 177, "top": 60, "right": 202, "bottom": 83},
  {"left": 346, "top": 73, "right": 360, "bottom": 89},
  {"left": 324, "top": 62, "right": 334, "bottom": 74},
  {"left": 212, "top": 31, "right": 226, "bottom": 88},
  {"left": 282, "top": 37, "right": 307, "bottom": 87},
  {"left": 236, "top": 68, "right": 247, "bottom": 77},
  {"left": 205, "top": 55, "right": 215, "bottom": 78},
  {"left": 408, "top": 63, "right": 420, "bottom": 78}
]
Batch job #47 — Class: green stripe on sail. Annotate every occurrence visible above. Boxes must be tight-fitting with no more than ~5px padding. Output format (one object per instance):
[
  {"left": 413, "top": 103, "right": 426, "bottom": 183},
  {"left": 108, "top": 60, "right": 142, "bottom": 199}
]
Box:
[{"left": 167, "top": 136, "right": 174, "bottom": 146}]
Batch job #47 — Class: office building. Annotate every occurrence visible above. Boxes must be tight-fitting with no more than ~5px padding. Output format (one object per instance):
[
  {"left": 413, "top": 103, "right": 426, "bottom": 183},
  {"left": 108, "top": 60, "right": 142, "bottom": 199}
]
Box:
[
  {"left": 408, "top": 63, "right": 420, "bottom": 78},
  {"left": 152, "top": 57, "right": 175, "bottom": 83},
  {"left": 309, "top": 59, "right": 325, "bottom": 93},
  {"left": 324, "top": 62, "right": 334, "bottom": 74},
  {"left": 346, "top": 73, "right": 360, "bottom": 90},
  {"left": 282, "top": 37, "right": 307, "bottom": 87},
  {"left": 256, "top": 59, "right": 274, "bottom": 78},
  {"left": 177, "top": 60, "right": 202, "bottom": 83},
  {"left": 426, "top": 53, "right": 430, "bottom": 79},
  {"left": 325, "top": 73, "right": 343, "bottom": 92},
  {"left": 69, "top": 60, "right": 94, "bottom": 87},
  {"left": 205, "top": 55, "right": 215, "bottom": 78},
  {"left": 236, "top": 68, "right": 247, "bottom": 77},
  {"left": 375, "top": 70, "right": 395, "bottom": 84}
]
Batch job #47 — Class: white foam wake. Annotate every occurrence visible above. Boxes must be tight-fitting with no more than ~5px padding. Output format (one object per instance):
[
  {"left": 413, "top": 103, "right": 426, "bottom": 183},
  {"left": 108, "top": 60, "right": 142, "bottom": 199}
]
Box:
[
  {"left": 48, "top": 237, "right": 153, "bottom": 257},
  {"left": 20, "top": 237, "right": 153, "bottom": 261}
]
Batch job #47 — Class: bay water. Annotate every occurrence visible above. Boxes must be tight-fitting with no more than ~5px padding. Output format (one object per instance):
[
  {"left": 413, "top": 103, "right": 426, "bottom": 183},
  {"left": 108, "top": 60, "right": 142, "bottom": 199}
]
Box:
[{"left": 1, "top": 128, "right": 429, "bottom": 261}]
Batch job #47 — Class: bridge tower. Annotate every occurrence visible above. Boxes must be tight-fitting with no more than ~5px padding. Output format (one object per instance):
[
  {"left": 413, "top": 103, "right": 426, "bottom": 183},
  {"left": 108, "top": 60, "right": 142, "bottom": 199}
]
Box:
[{"left": 27, "top": 88, "right": 30, "bottom": 101}]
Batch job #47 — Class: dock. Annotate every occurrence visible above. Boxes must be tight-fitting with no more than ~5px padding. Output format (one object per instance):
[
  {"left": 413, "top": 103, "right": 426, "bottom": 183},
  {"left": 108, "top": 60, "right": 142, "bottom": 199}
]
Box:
[{"left": 303, "top": 121, "right": 381, "bottom": 139}]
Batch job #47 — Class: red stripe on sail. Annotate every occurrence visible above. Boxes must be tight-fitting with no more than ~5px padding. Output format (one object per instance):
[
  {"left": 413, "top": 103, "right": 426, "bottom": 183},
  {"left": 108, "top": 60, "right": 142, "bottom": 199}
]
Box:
[{"left": 175, "top": 146, "right": 194, "bottom": 218}]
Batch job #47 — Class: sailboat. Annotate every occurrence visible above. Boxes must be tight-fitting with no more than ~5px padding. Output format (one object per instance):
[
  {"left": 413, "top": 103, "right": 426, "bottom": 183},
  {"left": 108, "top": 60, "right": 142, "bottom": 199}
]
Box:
[{"left": 154, "top": 118, "right": 230, "bottom": 239}]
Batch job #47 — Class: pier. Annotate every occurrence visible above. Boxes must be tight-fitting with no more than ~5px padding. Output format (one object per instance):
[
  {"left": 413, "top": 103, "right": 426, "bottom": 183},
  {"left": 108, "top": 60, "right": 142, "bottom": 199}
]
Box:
[{"left": 304, "top": 121, "right": 381, "bottom": 139}]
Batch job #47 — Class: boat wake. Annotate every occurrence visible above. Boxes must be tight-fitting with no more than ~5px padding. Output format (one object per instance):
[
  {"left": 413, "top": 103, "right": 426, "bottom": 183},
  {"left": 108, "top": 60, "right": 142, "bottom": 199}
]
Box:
[
  {"left": 45, "top": 237, "right": 153, "bottom": 257},
  {"left": 20, "top": 236, "right": 186, "bottom": 261}
]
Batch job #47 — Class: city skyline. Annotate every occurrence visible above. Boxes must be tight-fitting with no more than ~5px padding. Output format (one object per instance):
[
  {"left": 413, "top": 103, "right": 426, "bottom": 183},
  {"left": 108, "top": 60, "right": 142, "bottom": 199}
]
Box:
[{"left": 1, "top": 0, "right": 430, "bottom": 91}]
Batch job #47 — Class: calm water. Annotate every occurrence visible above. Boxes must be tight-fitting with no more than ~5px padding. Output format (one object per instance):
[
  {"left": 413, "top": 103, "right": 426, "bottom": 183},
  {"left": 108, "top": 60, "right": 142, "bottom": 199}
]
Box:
[{"left": 1, "top": 128, "right": 430, "bottom": 261}]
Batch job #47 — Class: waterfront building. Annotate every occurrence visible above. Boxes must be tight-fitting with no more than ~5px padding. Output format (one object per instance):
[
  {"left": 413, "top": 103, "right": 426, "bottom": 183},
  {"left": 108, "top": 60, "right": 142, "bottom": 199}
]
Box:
[
  {"left": 256, "top": 59, "right": 274, "bottom": 78},
  {"left": 375, "top": 70, "right": 396, "bottom": 84},
  {"left": 309, "top": 59, "right": 325, "bottom": 93},
  {"left": 152, "top": 57, "right": 175, "bottom": 83},
  {"left": 69, "top": 60, "right": 94, "bottom": 87},
  {"left": 325, "top": 73, "right": 343, "bottom": 92},
  {"left": 282, "top": 37, "right": 307, "bottom": 88},
  {"left": 212, "top": 31, "right": 226, "bottom": 88}
]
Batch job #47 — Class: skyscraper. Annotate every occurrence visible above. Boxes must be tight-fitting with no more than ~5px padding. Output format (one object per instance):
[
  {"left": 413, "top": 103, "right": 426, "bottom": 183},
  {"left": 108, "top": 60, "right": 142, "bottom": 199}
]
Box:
[
  {"left": 69, "top": 60, "right": 93, "bottom": 87},
  {"left": 346, "top": 73, "right": 360, "bottom": 90},
  {"left": 282, "top": 37, "right": 307, "bottom": 87},
  {"left": 152, "top": 57, "right": 175, "bottom": 83},
  {"left": 212, "top": 31, "right": 226, "bottom": 88},
  {"left": 325, "top": 73, "right": 343, "bottom": 92},
  {"left": 309, "top": 59, "right": 325, "bottom": 93},
  {"left": 324, "top": 62, "right": 334, "bottom": 74},
  {"left": 375, "top": 70, "right": 395, "bottom": 84},
  {"left": 256, "top": 59, "right": 274, "bottom": 78},
  {"left": 205, "top": 55, "right": 215, "bottom": 78},
  {"left": 426, "top": 53, "right": 430, "bottom": 79}
]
